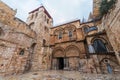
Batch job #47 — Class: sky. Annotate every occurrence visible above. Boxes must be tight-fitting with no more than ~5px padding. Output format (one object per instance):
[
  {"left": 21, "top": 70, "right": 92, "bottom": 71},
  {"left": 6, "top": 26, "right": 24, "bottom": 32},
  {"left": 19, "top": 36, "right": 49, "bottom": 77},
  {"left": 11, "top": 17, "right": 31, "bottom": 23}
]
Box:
[{"left": 1, "top": 0, "right": 93, "bottom": 25}]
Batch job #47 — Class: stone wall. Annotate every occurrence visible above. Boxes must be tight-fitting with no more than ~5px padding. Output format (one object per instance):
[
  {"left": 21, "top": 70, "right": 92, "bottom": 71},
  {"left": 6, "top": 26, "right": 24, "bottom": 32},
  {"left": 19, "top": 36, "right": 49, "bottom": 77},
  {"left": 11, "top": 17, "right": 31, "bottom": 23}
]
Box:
[
  {"left": 0, "top": 1, "right": 35, "bottom": 38},
  {"left": 0, "top": 1, "right": 36, "bottom": 75},
  {"left": 0, "top": 0, "right": 120, "bottom": 76},
  {"left": 101, "top": 0, "right": 120, "bottom": 64},
  {"left": 50, "top": 20, "right": 83, "bottom": 45},
  {"left": 0, "top": 22, "right": 35, "bottom": 75}
]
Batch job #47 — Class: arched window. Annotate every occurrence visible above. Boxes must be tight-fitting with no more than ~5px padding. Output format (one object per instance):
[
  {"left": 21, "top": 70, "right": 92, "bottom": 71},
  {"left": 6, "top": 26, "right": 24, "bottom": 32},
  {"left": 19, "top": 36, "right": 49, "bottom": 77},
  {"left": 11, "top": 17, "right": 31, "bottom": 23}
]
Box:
[
  {"left": 47, "top": 19, "right": 49, "bottom": 24},
  {"left": 92, "top": 39, "right": 107, "bottom": 53},
  {"left": 44, "top": 26, "right": 49, "bottom": 32},
  {"left": 30, "top": 43, "right": 36, "bottom": 54},
  {"left": 29, "top": 22, "right": 34, "bottom": 29},
  {"left": 68, "top": 30, "right": 73, "bottom": 38},
  {"left": 84, "top": 27, "right": 88, "bottom": 33},
  {"left": 19, "top": 49, "right": 25, "bottom": 55},
  {"left": 58, "top": 32, "right": 62, "bottom": 39}
]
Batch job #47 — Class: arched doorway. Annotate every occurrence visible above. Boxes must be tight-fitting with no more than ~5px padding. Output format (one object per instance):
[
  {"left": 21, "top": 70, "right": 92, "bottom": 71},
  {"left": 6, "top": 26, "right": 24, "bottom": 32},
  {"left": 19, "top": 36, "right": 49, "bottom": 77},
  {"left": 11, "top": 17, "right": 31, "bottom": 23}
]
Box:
[
  {"left": 57, "top": 57, "right": 64, "bottom": 70},
  {"left": 52, "top": 47, "right": 65, "bottom": 70},
  {"left": 24, "top": 43, "right": 36, "bottom": 72},
  {"left": 65, "top": 45, "right": 80, "bottom": 70}
]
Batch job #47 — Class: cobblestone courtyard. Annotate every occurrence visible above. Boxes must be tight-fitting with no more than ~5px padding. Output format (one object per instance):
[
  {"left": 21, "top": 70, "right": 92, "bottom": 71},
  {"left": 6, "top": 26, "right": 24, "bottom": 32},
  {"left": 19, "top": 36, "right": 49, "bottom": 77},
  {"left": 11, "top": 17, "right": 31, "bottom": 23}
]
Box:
[{"left": 0, "top": 71, "right": 120, "bottom": 80}]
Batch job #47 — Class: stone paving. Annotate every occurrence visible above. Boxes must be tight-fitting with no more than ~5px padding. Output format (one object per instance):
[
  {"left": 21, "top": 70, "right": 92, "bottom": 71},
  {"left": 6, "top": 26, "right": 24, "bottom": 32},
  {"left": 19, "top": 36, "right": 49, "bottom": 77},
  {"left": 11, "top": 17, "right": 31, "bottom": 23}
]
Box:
[{"left": 0, "top": 71, "right": 120, "bottom": 80}]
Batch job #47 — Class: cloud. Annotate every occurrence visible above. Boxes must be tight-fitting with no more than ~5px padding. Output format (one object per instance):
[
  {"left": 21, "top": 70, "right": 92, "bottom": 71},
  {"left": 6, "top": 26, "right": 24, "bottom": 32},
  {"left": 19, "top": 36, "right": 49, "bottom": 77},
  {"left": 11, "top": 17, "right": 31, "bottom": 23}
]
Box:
[
  {"left": 1, "top": 0, "right": 92, "bottom": 25},
  {"left": 42, "top": 0, "right": 93, "bottom": 25},
  {"left": 2, "top": 0, "right": 41, "bottom": 21}
]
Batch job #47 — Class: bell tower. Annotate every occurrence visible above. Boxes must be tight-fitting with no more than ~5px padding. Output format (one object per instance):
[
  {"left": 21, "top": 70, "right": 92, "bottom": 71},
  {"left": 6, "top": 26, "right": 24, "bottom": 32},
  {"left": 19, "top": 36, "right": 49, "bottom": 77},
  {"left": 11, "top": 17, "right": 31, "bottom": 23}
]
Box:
[
  {"left": 27, "top": 6, "right": 53, "bottom": 70},
  {"left": 93, "top": 0, "right": 102, "bottom": 17}
]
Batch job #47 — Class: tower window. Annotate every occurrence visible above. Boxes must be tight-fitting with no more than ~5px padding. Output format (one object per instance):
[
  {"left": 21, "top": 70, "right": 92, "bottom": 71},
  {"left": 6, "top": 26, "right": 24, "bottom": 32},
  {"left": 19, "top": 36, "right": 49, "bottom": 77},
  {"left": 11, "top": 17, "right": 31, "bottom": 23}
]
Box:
[
  {"left": 19, "top": 49, "right": 25, "bottom": 55},
  {"left": 0, "top": 27, "right": 4, "bottom": 36},
  {"left": 58, "top": 32, "right": 62, "bottom": 39},
  {"left": 44, "top": 26, "right": 49, "bottom": 32},
  {"left": 43, "top": 39, "right": 46, "bottom": 46},
  {"left": 47, "top": 19, "right": 49, "bottom": 24},
  {"left": 45, "top": 15, "right": 47, "bottom": 21},
  {"left": 0, "top": 28, "right": 2, "bottom": 36}
]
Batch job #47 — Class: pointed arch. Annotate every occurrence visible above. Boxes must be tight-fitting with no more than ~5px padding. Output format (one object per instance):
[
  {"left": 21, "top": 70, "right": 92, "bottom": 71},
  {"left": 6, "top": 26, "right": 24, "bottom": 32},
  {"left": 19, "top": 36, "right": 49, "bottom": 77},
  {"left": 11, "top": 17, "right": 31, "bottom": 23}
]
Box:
[
  {"left": 64, "top": 24, "right": 76, "bottom": 31},
  {"left": 91, "top": 37, "right": 108, "bottom": 53},
  {"left": 91, "top": 36, "right": 108, "bottom": 44},
  {"left": 82, "top": 25, "right": 90, "bottom": 34},
  {"left": 65, "top": 45, "right": 80, "bottom": 57},
  {"left": 52, "top": 47, "right": 65, "bottom": 58},
  {"left": 29, "top": 22, "right": 35, "bottom": 29},
  {"left": 53, "top": 27, "right": 64, "bottom": 35}
]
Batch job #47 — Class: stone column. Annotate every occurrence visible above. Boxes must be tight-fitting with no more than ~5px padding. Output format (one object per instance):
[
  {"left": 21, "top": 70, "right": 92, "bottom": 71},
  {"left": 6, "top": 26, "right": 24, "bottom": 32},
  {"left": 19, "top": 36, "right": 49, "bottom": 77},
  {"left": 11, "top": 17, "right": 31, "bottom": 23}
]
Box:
[{"left": 88, "top": 44, "right": 95, "bottom": 53}]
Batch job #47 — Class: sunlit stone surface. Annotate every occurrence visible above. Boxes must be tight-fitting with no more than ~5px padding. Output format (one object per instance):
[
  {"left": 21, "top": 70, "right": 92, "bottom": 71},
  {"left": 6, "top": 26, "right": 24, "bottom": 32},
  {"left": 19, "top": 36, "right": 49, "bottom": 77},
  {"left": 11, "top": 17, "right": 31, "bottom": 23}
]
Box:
[{"left": 0, "top": 71, "right": 120, "bottom": 80}]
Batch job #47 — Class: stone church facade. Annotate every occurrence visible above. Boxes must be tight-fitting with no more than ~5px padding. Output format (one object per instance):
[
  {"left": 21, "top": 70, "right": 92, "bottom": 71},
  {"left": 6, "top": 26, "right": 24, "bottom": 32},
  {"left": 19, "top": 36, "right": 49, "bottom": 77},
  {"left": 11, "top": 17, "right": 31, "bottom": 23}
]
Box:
[{"left": 0, "top": 0, "right": 120, "bottom": 75}]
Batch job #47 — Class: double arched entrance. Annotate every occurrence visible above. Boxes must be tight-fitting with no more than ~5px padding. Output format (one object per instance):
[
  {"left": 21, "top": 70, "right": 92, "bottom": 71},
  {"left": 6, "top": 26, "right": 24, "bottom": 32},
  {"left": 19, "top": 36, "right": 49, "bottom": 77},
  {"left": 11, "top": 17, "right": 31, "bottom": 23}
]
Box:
[{"left": 52, "top": 45, "right": 80, "bottom": 70}]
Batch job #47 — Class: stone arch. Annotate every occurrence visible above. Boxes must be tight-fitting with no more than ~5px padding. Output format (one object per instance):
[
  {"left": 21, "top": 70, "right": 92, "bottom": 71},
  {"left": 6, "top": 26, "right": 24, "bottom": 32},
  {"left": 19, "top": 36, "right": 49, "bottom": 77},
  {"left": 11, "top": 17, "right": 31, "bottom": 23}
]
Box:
[
  {"left": 64, "top": 24, "right": 76, "bottom": 31},
  {"left": 91, "top": 36, "right": 107, "bottom": 44},
  {"left": 30, "top": 43, "right": 36, "bottom": 54},
  {"left": 65, "top": 45, "right": 80, "bottom": 70},
  {"left": 91, "top": 37, "right": 109, "bottom": 53},
  {"left": 29, "top": 22, "right": 35, "bottom": 29},
  {"left": 99, "top": 58, "right": 120, "bottom": 74},
  {"left": 82, "top": 25, "right": 90, "bottom": 28},
  {"left": 65, "top": 45, "right": 80, "bottom": 57},
  {"left": 82, "top": 25, "right": 90, "bottom": 34},
  {"left": 52, "top": 47, "right": 65, "bottom": 58},
  {"left": 64, "top": 25, "right": 76, "bottom": 38},
  {"left": 53, "top": 27, "right": 64, "bottom": 35},
  {"left": 19, "top": 49, "right": 25, "bottom": 55},
  {"left": 53, "top": 28, "right": 64, "bottom": 39}
]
